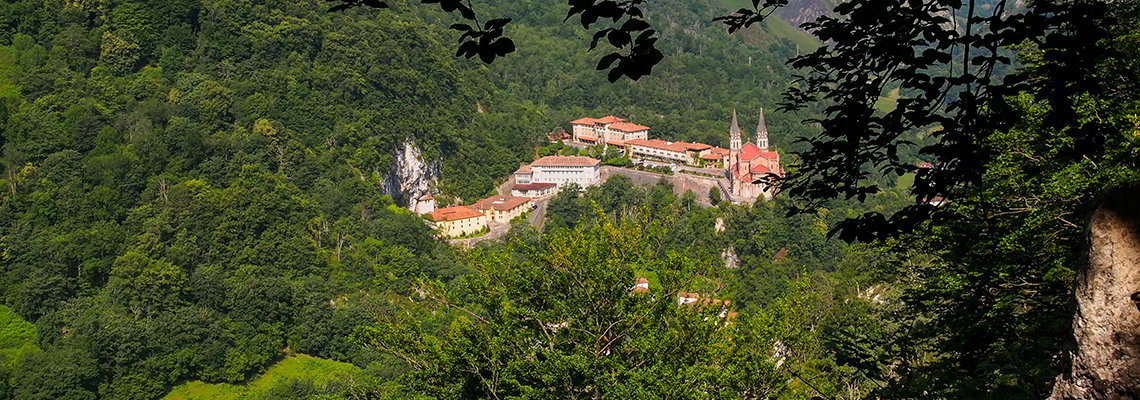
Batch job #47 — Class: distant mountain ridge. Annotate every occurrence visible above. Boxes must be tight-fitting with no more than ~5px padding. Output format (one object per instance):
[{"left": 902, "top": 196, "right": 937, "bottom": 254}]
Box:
[{"left": 777, "top": 0, "right": 838, "bottom": 29}]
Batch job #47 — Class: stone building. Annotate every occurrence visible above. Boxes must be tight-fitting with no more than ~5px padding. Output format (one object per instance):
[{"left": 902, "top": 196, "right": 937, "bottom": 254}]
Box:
[
  {"left": 426, "top": 206, "right": 488, "bottom": 237},
  {"left": 726, "top": 109, "right": 781, "bottom": 200},
  {"left": 514, "top": 156, "right": 601, "bottom": 188},
  {"left": 571, "top": 116, "right": 650, "bottom": 146},
  {"left": 472, "top": 195, "right": 532, "bottom": 224}
]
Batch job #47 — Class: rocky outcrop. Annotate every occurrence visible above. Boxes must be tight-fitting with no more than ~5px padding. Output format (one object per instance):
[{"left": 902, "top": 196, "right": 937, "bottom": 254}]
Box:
[
  {"left": 383, "top": 140, "right": 439, "bottom": 211},
  {"left": 1050, "top": 185, "right": 1140, "bottom": 399},
  {"left": 777, "top": 0, "right": 836, "bottom": 28}
]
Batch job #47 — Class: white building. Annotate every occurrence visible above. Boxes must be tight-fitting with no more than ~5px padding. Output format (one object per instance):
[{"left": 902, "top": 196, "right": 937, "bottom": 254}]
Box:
[
  {"left": 571, "top": 116, "right": 650, "bottom": 146},
  {"left": 511, "top": 182, "right": 557, "bottom": 198},
  {"left": 413, "top": 194, "right": 435, "bottom": 215},
  {"left": 515, "top": 156, "right": 601, "bottom": 188}
]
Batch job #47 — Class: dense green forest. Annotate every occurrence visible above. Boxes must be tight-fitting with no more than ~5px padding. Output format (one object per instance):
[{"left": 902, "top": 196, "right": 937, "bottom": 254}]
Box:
[
  {"left": 1, "top": 0, "right": 1136, "bottom": 398},
  {"left": 0, "top": 0, "right": 849, "bottom": 398}
]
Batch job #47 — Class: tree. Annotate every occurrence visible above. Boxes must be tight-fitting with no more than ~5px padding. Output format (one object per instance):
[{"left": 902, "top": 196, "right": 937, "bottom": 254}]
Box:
[
  {"left": 98, "top": 31, "right": 141, "bottom": 76},
  {"left": 353, "top": 213, "right": 826, "bottom": 399},
  {"left": 707, "top": 186, "right": 721, "bottom": 205}
]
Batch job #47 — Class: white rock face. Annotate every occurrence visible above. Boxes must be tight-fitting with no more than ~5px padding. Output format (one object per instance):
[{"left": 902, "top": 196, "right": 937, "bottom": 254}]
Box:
[
  {"left": 1049, "top": 186, "right": 1140, "bottom": 399},
  {"left": 384, "top": 140, "right": 439, "bottom": 211}
]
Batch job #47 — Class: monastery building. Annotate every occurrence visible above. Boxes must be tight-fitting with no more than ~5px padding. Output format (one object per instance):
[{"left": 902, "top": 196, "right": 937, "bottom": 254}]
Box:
[{"left": 571, "top": 116, "right": 650, "bottom": 146}]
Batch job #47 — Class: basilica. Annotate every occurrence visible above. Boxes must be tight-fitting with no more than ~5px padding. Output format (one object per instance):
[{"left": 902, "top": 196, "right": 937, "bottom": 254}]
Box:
[{"left": 726, "top": 109, "right": 781, "bottom": 200}]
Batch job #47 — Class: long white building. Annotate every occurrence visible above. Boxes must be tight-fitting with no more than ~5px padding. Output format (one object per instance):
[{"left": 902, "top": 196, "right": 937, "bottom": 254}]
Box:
[{"left": 513, "top": 156, "right": 601, "bottom": 189}]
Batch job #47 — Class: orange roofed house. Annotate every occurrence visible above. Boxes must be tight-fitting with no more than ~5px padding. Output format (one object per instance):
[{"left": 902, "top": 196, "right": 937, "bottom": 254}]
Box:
[
  {"left": 472, "top": 195, "right": 532, "bottom": 224},
  {"left": 571, "top": 116, "right": 650, "bottom": 146},
  {"left": 426, "top": 206, "right": 488, "bottom": 238}
]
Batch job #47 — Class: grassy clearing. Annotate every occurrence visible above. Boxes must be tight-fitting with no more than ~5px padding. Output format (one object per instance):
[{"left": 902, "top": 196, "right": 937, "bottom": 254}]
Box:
[
  {"left": 876, "top": 88, "right": 901, "bottom": 114},
  {"left": 0, "top": 305, "right": 37, "bottom": 368},
  {"left": 163, "top": 354, "right": 362, "bottom": 400},
  {"left": 716, "top": 0, "right": 822, "bottom": 50}
]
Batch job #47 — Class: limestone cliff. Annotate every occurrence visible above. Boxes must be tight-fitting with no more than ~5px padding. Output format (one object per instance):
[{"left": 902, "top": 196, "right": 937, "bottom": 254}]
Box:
[
  {"left": 383, "top": 140, "right": 439, "bottom": 212},
  {"left": 1049, "top": 185, "right": 1140, "bottom": 399}
]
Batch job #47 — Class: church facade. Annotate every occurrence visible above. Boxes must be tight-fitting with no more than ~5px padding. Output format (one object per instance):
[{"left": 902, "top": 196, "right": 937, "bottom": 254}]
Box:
[{"left": 726, "top": 109, "right": 781, "bottom": 200}]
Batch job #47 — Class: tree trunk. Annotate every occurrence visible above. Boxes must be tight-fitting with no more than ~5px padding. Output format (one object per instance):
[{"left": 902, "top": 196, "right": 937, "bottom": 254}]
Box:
[{"left": 1050, "top": 185, "right": 1140, "bottom": 399}]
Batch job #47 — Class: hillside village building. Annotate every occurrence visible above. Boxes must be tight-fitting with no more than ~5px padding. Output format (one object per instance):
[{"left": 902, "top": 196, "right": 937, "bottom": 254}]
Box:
[
  {"left": 413, "top": 195, "right": 435, "bottom": 215},
  {"left": 472, "top": 195, "right": 532, "bottom": 224},
  {"left": 511, "top": 182, "right": 557, "bottom": 198},
  {"left": 513, "top": 156, "right": 601, "bottom": 188},
  {"left": 726, "top": 109, "right": 781, "bottom": 200},
  {"left": 625, "top": 139, "right": 714, "bottom": 165},
  {"left": 426, "top": 206, "right": 488, "bottom": 237},
  {"left": 571, "top": 116, "right": 650, "bottom": 146}
]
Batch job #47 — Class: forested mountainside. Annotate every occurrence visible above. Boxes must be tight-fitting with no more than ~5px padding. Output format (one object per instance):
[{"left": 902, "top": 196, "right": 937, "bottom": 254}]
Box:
[{"left": 0, "top": 0, "right": 847, "bottom": 398}]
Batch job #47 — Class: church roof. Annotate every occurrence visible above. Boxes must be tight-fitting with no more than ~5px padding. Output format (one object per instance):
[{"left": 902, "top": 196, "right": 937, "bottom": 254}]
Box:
[
  {"left": 739, "top": 143, "right": 762, "bottom": 160},
  {"left": 756, "top": 108, "right": 768, "bottom": 139},
  {"left": 758, "top": 151, "right": 779, "bottom": 160},
  {"left": 729, "top": 110, "right": 742, "bottom": 142}
]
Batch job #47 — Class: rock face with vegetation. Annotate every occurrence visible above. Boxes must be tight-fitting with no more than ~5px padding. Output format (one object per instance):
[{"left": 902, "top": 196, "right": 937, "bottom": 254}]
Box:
[
  {"left": 384, "top": 140, "right": 438, "bottom": 209},
  {"left": 1050, "top": 186, "right": 1140, "bottom": 399}
]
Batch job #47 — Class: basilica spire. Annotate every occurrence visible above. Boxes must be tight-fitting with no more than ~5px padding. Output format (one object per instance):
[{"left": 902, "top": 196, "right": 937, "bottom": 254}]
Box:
[
  {"left": 755, "top": 107, "right": 769, "bottom": 151},
  {"left": 729, "top": 109, "right": 742, "bottom": 150}
]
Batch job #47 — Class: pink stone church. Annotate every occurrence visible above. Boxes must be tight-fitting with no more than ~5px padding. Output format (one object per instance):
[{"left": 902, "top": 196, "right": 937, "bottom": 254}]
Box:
[{"left": 726, "top": 109, "right": 781, "bottom": 200}]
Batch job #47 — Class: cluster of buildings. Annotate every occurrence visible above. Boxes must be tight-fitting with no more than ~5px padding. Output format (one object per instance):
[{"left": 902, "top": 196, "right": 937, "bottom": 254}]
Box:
[
  {"left": 633, "top": 279, "right": 738, "bottom": 319},
  {"left": 418, "top": 194, "right": 534, "bottom": 238},
  {"left": 571, "top": 115, "right": 650, "bottom": 146},
  {"left": 419, "top": 155, "right": 604, "bottom": 238},
  {"left": 568, "top": 110, "right": 783, "bottom": 200}
]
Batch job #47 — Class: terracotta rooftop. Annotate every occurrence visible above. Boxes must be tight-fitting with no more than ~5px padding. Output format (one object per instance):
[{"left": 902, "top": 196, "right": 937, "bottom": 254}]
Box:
[
  {"left": 571, "top": 115, "right": 627, "bottom": 125},
  {"left": 609, "top": 121, "right": 650, "bottom": 132},
  {"left": 426, "top": 206, "right": 484, "bottom": 222},
  {"left": 512, "top": 182, "right": 556, "bottom": 191},
  {"left": 472, "top": 195, "right": 531, "bottom": 212},
  {"left": 739, "top": 143, "right": 761, "bottom": 161},
  {"left": 514, "top": 165, "right": 532, "bottom": 174},
  {"left": 531, "top": 155, "right": 600, "bottom": 167},
  {"left": 595, "top": 115, "right": 624, "bottom": 124},
  {"left": 627, "top": 139, "right": 693, "bottom": 153},
  {"left": 758, "top": 151, "right": 779, "bottom": 160}
]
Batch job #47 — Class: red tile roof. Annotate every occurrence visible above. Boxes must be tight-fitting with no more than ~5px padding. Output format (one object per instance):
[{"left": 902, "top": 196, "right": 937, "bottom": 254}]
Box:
[
  {"left": 572, "top": 115, "right": 627, "bottom": 125},
  {"left": 472, "top": 195, "right": 531, "bottom": 212},
  {"left": 426, "top": 206, "right": 483, "bottom": 222},
  {"left": 606, "top": 140, "right": 626, "bottom": 146},
  {"left": 739, "top": 143, "right": 761, "bottom": 161},
  {"left": 595, "top": 115, "right": 624, "bottom": 124},
  {"left": 750, "top": 164, "right": 771, "bottom": 174},
  {"left": 514, "top": 165, "right": 532, "bottom": 174},
  {"left": 758, "top": 151, "right": 779, "bottom": 160},
  {"left": 512, "top": 182, "right": 556, "bottom": 191},
  {"left": 609, "top": 121, "right": 650, "bottom": 132},
  {"left": 684, "top": 142, "right": 712, "bottom": 151},
  {"left": 532, "top": 156, "right": 600, "bottom": 167}
]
